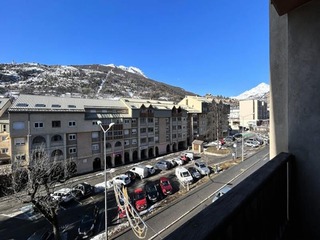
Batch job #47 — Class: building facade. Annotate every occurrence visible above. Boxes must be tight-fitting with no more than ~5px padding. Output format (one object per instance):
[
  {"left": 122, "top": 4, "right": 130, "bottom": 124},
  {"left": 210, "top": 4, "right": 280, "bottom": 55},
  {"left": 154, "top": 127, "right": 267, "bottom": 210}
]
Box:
[
  {"left": 179, "top": 95, "right": 230, "bottom": 143},
  {"left": 8, "top": 95, "right": 188, "bottom": 174},
  {"left": 239, "top": 99, "right": 268, "bottom": 130}
]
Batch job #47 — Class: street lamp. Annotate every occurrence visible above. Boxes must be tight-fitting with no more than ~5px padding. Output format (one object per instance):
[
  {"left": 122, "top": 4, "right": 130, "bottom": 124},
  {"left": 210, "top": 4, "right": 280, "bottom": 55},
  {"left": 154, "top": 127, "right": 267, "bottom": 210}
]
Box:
[
  {"left": 240, "top": 113, "right": 254, "bottom": 162},
  {"left": 97, "top": 120, "right": 115, "bottom": 240}
]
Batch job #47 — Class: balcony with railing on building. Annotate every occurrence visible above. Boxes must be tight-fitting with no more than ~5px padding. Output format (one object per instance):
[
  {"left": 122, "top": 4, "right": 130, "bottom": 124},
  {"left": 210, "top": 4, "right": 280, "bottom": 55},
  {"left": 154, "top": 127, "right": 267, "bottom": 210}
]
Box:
[{"left": 166, "top": 153, "right": 293, "bottom": 240}]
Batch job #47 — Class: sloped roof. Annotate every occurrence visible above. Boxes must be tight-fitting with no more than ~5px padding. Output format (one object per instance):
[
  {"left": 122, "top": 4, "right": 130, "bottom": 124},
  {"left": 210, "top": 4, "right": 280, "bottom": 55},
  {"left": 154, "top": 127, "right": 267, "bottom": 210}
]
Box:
[{"left": 9, "top": 94, "right": 127, "bottom": 112}]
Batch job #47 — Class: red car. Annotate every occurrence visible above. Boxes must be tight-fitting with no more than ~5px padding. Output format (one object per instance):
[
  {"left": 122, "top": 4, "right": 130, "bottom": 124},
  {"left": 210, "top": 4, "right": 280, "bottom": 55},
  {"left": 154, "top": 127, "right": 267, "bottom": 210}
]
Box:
[
  {"left": 180, "top": 154, "right": 189, "bottom": 162},
  {"left": 159, "top": 177, "right": 173, "bottom": 195},
  {"left": 133, "top": 188, "right": 147, "bottom": 211}
]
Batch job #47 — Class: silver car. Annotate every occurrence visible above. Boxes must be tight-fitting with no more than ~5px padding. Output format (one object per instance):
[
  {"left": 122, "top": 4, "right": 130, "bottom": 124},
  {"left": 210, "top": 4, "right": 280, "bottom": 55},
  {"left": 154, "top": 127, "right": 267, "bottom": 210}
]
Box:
[{"left": 194, "top": 161, "right": 210, "bottom": 175}]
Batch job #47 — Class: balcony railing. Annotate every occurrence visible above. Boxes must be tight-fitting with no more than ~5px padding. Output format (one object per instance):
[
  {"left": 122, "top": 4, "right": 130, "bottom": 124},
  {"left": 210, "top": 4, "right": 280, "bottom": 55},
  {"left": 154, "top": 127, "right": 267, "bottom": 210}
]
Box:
[{"left": 166, "top": 152, "right": 293, "bottom": 240}]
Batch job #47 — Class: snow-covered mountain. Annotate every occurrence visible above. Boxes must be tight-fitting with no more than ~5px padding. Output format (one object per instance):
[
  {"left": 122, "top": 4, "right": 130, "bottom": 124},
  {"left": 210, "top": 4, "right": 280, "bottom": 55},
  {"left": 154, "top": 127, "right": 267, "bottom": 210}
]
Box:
[
  {"left": 0, "top": 63, "right": 194, "bottom": 101},
  {"left": 102, "top": 64, "right": 146, "bottom": 78},
  {"left": 233, "top": 82, "right": 270, "bottom": 101}
]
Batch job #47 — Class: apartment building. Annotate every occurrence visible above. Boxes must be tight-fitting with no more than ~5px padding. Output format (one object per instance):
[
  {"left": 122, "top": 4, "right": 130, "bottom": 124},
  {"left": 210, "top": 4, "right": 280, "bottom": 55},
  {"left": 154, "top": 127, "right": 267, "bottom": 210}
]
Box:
[
  {"left": 0, "top": 98, "right": 12, "bottom": 164},
  {"left": 178, "top": 95, "right": 230, "bottom": 143},
  {"left": 8, "top": 95, "right": 188, "bottom": 174},
  {"left": 239, "top": 99, "right": 268, "bottom": 129}
]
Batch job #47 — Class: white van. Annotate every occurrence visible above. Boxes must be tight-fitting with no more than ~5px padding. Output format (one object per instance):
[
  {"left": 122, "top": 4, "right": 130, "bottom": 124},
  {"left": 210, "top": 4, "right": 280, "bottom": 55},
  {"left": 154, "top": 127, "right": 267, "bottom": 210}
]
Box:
[
  {"left": 130, "top": 165, "right": 150, "bottom": 179},
  {"left": 175, "top": 167, "right": 193, "bottom": 184},
  {"left": 183, "top": 151, "right": 194, "bottom": 160}
]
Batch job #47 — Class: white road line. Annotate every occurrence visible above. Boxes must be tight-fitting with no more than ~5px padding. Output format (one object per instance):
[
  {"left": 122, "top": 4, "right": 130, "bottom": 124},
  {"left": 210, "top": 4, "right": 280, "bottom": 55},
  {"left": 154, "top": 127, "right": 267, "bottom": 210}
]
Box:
[{"left": 148, "top": 152, "right": 269, "bottom": 240}]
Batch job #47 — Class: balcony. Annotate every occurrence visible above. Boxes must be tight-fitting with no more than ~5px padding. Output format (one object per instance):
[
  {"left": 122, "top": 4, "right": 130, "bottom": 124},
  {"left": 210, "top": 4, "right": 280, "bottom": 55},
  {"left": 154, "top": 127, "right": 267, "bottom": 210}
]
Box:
[{"left": 167, "top": 152, "right": 293, "bottom": 240}]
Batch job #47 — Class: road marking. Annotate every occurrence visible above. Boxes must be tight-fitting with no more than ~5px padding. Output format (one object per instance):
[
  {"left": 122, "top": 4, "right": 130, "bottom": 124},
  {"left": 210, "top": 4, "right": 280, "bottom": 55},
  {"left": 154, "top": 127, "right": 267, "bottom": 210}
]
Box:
[{"left": 149, "top": 151, "right": 270, "bottom": 240}]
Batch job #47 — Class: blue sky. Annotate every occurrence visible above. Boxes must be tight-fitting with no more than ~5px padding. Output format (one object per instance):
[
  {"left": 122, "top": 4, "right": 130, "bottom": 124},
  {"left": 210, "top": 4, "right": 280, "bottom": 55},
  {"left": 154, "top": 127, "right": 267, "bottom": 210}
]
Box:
[{"left": 0, "top": 0, "right": 269, "bottom": 97}]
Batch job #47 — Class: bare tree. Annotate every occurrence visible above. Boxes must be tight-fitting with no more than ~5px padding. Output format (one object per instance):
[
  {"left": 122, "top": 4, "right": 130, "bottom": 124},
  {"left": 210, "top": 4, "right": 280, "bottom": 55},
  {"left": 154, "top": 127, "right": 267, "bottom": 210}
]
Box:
[{"left": 11, "top": 146, "right": 76, "bottom": 240}]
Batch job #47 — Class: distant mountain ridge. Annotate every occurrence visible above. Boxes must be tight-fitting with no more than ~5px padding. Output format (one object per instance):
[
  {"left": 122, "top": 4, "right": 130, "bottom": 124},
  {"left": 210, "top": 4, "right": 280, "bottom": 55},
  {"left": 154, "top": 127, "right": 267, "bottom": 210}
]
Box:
[{"left": 0, "top": 63, "right": 195, "bottom": 102}]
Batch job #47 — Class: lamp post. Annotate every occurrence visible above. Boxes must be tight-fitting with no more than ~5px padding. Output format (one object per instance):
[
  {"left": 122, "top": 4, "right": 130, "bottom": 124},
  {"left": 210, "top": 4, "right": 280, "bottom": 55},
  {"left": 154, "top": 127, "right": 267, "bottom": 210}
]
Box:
[
  {"left": 97, "top": 121, "right": 115, "bottom": 240},
  {"left": 240, "top": 113, "right": 254, "bottom": 162}
]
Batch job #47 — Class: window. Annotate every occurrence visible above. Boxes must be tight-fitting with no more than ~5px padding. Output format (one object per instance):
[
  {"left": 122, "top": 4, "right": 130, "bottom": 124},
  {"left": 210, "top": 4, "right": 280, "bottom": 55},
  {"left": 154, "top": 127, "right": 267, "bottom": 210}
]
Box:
[
  {"left": 148, "top": 127, "right": 154, "bottom": 133},
  {"left": 15, "top": 154, "right": 26, "bottom": 160},
  {"left": 148, "top": 118, "right": 154, "bottom": 123},
  {"left": 16, "top": 103, "right": 28, "bottom": 107},
  {"left": 124, "top": 129, "right": 129, "bottom": 135},
  {"left": 68, "top": 105, "right": 76, "bottom": 108},
  {"left": 52, "top": 104, "right": 61, "bottom": 108},
  {"left": 132, "top": 129, "right": 137, "bottom": 134},
  {"left": 52, "top": 135, "right": 62, "bottom": 141},
  {"left": 52, "top": 121, "right": 61, "bottom": 128},
  {"left": 69, "top": 147, "right": 77, "bottom": 154},
  {"left": 92, "top": 144, "right": 99, "bottom": 151},
  {"left": 68, "top": 134, "right": 76, "bottom": 140},
  {"left": 140, "top": 118, "right": 146, "bottom": 124},
  {"left": 124, "top": 119, "right": 130, "bottom": 124},
  {"left": 173, "top": 134, "right": 177, "bottom": 138},
  {"left": 1, "top": 136, "right": 7, "bottom": 141},
  {"left": 148, "top": 137, "right": 154, "bottom": 142},
  {"left": 92, "top": 121, "right": 98, "bottom": 125},
  {"left": 1, "top": 148, "right": 8, "bottom": 154},
  {"left": 140, "top": 128, "right": 146, "bottom": 133},
  {"left": 92, "top": 132, "right": 99, "bottom": 139},
  {"left": 14, "top": 138, "right": 25, "bottom": 145},
  {"left": 172, "top": 126, "right": 177, "bottom": 130},
  {"left": 34, "top": 122, "right": 44, "bottom": 128},
  {"left": 141, "top": 138, "right": 147, "bottom": 144},
  {"left": 68, "top": 121, "right": 76, "bottom": 127},
  {"left": 35, "top": 104, "right": 46, "bottom": 107},
  {"left": 132, "top": 119, "right": 137, "bottom": 124},
  {"left": 132, "top": 139, "right": 137, "bottom": 145},
  {"left": 13, "top": 122, "right": 25, "bottom": 130},
  {"left": 124, "top": 140, "right": 130, "bottom": 146},
  {"left": 2, "top": 124, "right": 7, "bottom": 132},
  {"left": 114, "top": 130, "right": 123, "bottom": 136}
]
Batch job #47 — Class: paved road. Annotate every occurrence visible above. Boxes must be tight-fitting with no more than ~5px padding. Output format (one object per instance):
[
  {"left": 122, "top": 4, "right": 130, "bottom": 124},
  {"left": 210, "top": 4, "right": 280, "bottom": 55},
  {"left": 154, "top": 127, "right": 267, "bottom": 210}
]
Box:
[
  {"left": 0, "top": 144, "right": 267, "bottom": 239},
  {"left": 112, "top": 146, "right": 269, "bottom": 240}
]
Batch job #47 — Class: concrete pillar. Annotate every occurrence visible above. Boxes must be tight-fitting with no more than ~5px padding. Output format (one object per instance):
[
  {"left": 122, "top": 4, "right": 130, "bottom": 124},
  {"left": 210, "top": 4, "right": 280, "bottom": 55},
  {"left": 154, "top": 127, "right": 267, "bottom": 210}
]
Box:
[{"left": 270, "top": 1, "right": 320, "bottom": 238}]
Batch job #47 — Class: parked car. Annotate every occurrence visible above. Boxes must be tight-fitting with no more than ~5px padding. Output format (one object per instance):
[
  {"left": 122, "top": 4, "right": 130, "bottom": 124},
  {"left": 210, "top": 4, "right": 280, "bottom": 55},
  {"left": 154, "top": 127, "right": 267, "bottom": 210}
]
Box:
[
  {"left": 145, "top": 182, "right": 160, "bottom": 203},
  {"left": 159, "top": 177, "right": 173, "bottom": 195},
  {"left": 166, "top": 158, "right": 178, "bottom": 167},
  {"left": 175, "top": 167, "right": 193, "bottom": 184},
  {"left": 72, "top": 182, "right": 94, "bottom": 199},
  {"left": 27, "top": 228, "right": 53, "bottom": 240},
  {"left": 233, "top": 133, "right": 243, "bottom": 142},
  {"left": 194, "top": 161, "right": 210, "bottom": 175},
  {"left": 145, "top": 165, "right": 156, "bottom": 175},
  {"left": 51, "top": 188, "right": 74, "bottom": 203},
  {"left": 154, "top": 160, "right": 171, "bottom": 170},
  {"left": 182, "top": 151, "right": 194, "bottom": 160},
  {"left": 173, "top": 157, "right": 184, "bottom": 166},
  {"left": 118, "top": 206, "right": 127, "bottom": 219},
  {"left": 78, "top": 206, "right": 99, "bottom": 238},
  {"left": 188, "top": 167, "right": 202, "bottom": 180},
  {"left": 130, "top": 165, "right": 150, "bottom": 179},
  {"left": 244, "top": 140, "right": 260, "bottom": 148},
  {"left": 247, "top": 137, "right": 264, "bottom": 145},
  {"left": 112, "top": 174, "right": 131, "bottom": 186},
  {"left": 180, "top": 154, "right": 189, "bottom": 163},
  {"left": 212, "top": 186, "right": 232, "bottom": 203},
  {"left": 133, "top": 188, "right": 147, "bottom": 211},
  {"left": 124, "top": 170, "right": 137, "bottom": 181},
  {"left": 224, "top": 135, "right": 235, "bottom": 142}
]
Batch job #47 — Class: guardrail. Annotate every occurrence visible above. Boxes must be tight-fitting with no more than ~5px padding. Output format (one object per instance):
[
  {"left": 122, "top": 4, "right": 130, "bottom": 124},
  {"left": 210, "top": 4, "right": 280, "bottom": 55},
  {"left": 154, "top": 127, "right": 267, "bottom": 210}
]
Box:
[{"left": 166, "top": 152, "right": 293, "bottom": 240}]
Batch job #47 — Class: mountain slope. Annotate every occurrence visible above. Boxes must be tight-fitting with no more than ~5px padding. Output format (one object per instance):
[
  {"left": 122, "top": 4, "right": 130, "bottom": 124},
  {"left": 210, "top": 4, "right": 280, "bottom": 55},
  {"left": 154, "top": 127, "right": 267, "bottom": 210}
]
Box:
[
  {"left": 233, "top": 82, "right": 269, "bottom": 101},
  {"left": 0, "top": 63, "right": 195, "bottom": 102}
]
